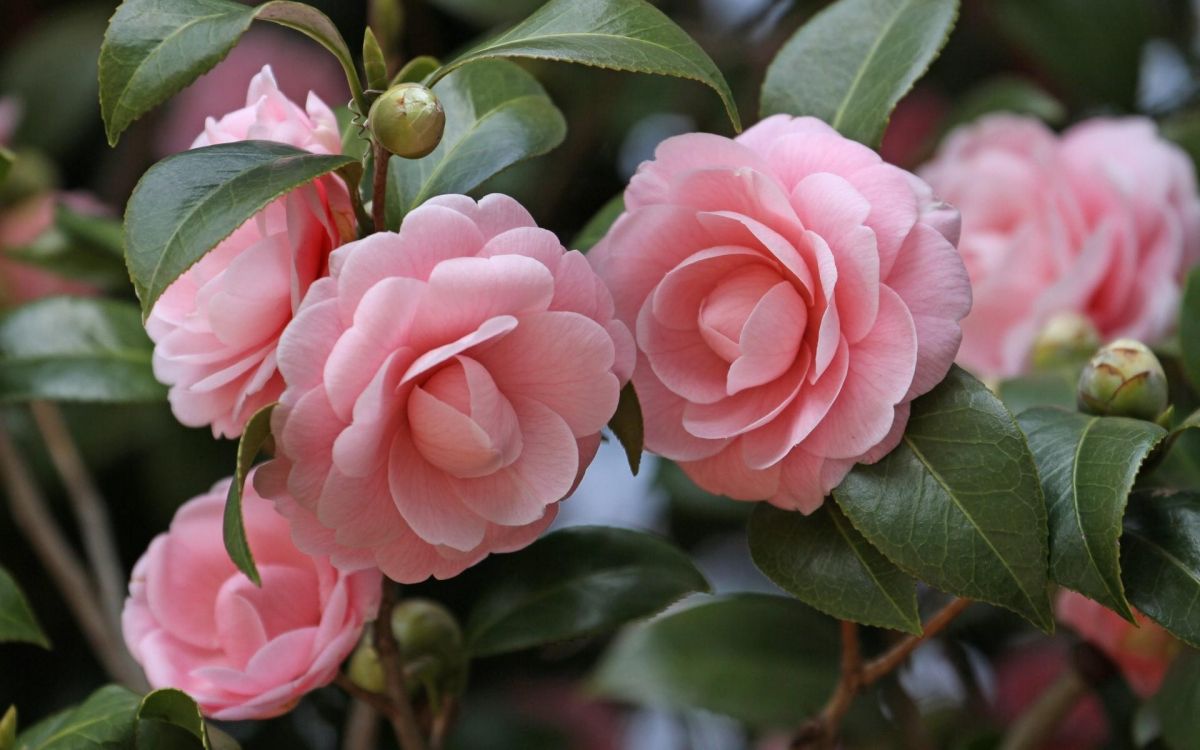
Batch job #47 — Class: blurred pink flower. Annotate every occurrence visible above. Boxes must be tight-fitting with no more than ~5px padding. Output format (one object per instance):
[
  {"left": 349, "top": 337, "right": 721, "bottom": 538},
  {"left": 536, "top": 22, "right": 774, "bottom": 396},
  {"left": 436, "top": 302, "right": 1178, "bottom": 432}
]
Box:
[
  {"left": 921, "top": 115, "right": 1200, "bottom": 378},
  {"left": 122, "top": 470, "right": 381, "bottom": 720},
  {"left": 991, "top": 640, "right": 1108, "bottom": 750},
  {"left": 589, "top": 115, "right": 970, "bottom": 513},
  {"left": 1056, "top": 589, "right": 1179, "bottom": 698},
  {"left": 146, "top": 66, "right": 354, "bottom": 438},
  {"left": 256, "top": 194, "right": 635, "bottom": 582}
]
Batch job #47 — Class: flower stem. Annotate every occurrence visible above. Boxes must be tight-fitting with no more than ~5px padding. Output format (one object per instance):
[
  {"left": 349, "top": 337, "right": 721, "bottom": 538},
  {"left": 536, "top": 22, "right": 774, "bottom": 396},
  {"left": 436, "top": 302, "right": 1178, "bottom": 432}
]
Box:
[
  {"left": 372, "top": 143, "right": 391, "bottom": 233},
  {"left": 374, "top": 581, "right": 428, "bottom": 750}
]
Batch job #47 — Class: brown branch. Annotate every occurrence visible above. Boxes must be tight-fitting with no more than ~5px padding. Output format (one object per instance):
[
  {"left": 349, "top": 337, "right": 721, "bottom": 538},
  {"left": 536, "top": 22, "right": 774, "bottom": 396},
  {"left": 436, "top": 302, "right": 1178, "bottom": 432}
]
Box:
[
  {"left": 371, "top": 144, "right": 391, "bottom": 233},
  {"left": 335, "top": 673, "right": 393, "bottom": 719},
  {"left": 0, "top": 422, "right": 146, "bottom": 690},
  {"left": 861, "top": 597, "right": 972, "bottom": 685},
  {"left": 341, "top": 698, "right": 379, "bottom": 750},
  {"left": 374, "top": 581, "right": 428, "bottom": 750},
  {"left": 29, "top": 402, "right": 126, "bottom": 634}
]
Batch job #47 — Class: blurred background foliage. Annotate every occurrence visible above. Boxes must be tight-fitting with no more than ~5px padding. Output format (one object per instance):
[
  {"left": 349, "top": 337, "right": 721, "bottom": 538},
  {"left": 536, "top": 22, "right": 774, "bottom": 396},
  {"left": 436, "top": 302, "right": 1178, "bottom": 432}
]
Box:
[{"left": 3, "top": 0, "right": 1200, "bottom": 748}]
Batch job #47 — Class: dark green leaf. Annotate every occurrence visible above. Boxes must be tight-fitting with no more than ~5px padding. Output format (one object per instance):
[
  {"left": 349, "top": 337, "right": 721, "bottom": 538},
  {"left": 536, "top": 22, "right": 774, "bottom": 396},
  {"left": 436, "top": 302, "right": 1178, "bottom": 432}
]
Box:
[
  {"left": 572, "top": 194, "right": 624, "bottom": 252},
  {"left": 1153, "top": 649, "right": 1200, "bottom": 750},
  {"left": 590, "top": 594, "right": 838, "bottom": 728},
  {"left": 941, "top": 76, "right": 1066, "bottom": 132},
  {"left": 391, "top": 56, "right": 441, "bottom": 86},
  {"left": 748, "top": 504, "right": 920, "bottom": 633},
  {"left": 428, "top": 0, "right": 740, "bottom": 131},
  {"left": 56, "top": 206, "right": 124, "bottom": 259},
  {"left": 992, "top": 0, "right": 1149, "bottom": 110},
  {"left": 124, "top": 141, "right": 354, "bottom": 318},
  {"left": 0, "top": 566, "right": 49, "bottom": 649},
  {"left": 997, "top": 369, "right": 1079, "bottom": 414},
  {"left": 100, "top": 0, "right": 358, "bottom": 145},
  {"left": 1122, "top": 491, "right": 1200, "bottom": 647},
  {"left": 1181, "top": 267, "right": 1200, "bottom": 392},
  {"left": 761, "top": 0, "right": 959, "bottom": 146},
  {"left": 16, "top": 685, "right": 139, "bottom": 750},
  {"left": 834, "top": 366, "right": 1053, "bottom": 630},
  {"left": 224, "top": 403, "right": 275, "bottom": 587},
  {"left": 424, "top": 0, "right": 547, "bottom": 27},
  {"left": 136, "top": 689, "right": 206, "bottom": 749},
  {"left": 1019, "top": 408, "right": 1165, "bottom": 621},
  {"left": 464, "top": 526, "right": 709, "bottom": 657},
  {"left": 386, "top": 59, "right": 565, "bottom": 223},
  {"left": 608, "top": 383, "right": 643, "bottom": 475},
  {"left": 0, "top": 297, "right": 164, "bottom": 403},
  {"left": 362, "top": 28, "right": 389, "bottom": 92}
]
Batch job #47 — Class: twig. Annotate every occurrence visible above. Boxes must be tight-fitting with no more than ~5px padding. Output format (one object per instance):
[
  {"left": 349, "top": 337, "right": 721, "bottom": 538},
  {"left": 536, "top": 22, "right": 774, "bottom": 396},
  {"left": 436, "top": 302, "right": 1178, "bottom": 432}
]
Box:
[
  {"left": 0, "top": 422, "right": 145, "bottom": 690},
  {"left": 371, "top": 144, "right": 391, "bottom": 233},
  {"left": 861, "top": 597, "right": 972, "bottom": 684},
  {"left": 374, "top": 581, "right": 428, "bottom": 750},
  {"left": 998, "top": 667, "right": 1086, "bottom": 750},
  {"left": 342, "top": 698, "right": 379, "bottom": 750},
  {"left": 429, "top": 696, "right": 457, "bottom": 750},
  {"left": 29, "top": 402, "right": 126, "bottom": 634},
  {"left": 335, "top": 673, "right": 394, "bottom": 717}
]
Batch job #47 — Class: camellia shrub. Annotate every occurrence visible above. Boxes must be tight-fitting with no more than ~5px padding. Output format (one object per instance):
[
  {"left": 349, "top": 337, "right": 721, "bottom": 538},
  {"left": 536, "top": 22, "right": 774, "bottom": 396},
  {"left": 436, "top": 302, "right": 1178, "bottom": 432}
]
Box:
[{"left": 2, "top": 0, "right": 1200, "bottom": 748}]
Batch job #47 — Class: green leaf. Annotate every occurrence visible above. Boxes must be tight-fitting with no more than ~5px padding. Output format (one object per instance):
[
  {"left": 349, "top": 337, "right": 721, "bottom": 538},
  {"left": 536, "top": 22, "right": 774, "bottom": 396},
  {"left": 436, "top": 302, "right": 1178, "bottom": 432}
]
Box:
[
  {"left": 136, "top": 689, "right": 207, "bottom": 749},
  {"left": 760, "top": 0, "right": 959, "bottom": 147},
  {"left": 833, "top": 366, "right": 1053, "bottom": 630},
  {"left": 0, "top": 297, "right": 164, "bottom": 404},
  {"left": 1180, "top": 267, "right": 1200, "bottom": 392},
  {"left": 16, "top": 685, "right": 139, "bottom": 750},
  {"left": 5, "top": 206, "right": 128, "bottom": 291},
  {"left": 1153, "top": 649, "right": 1200, "bottom": 750},
  {"left": 571, "top": 194, "right": 624, "bottom": 252},
  {"left": 608, "top": 383, "right": 643, "bottom": 475},
  {"left": 591, "top": 594, "right": 839, "bottom": 728},
  {"left": 392, "top": 56, "right": 442, "bottom": 87},
  {"left": 997, "top": 369, "right": 1079, "bottom": 414},
  {"left": 224, "top": 403, "right": 275, "bottom": 587},
  {"left": 99, "top": 0, "right": 359, "bottom": 145},
  {"left": 941, "top": 76, "right": 1066, "bottom": 132},
  {"left": 1019, "top": 408, "right": 1165, "bottom": 621},
  {"left": 1, "top": 707, "right": 15, "bottom": 750},
  {"left": 1122, "top": 491, "right": 1200, "bottom": 647},
  {"left": 748, "top": 504, "right": 920, "bottom": 634},
  {"left": 424, "top": 0, "right": 547, "bottom": 27},
  {"left": 386, "top": 59, "right": 566, "bottom": 224},
  {"left": 464, "top": 526, "right": 709, "bottom": 657},
  {"left": 0, "top": 566, "right": 49, "bottom": 649},
  {"left": 991, "top": 0, "right": 1150, "bottom": 110},
  {"left": 124, "top": 141, "right": 354, "bottom": 319},
  {"left": 428, "top": 0, "right": 740, "bottom": 131}
]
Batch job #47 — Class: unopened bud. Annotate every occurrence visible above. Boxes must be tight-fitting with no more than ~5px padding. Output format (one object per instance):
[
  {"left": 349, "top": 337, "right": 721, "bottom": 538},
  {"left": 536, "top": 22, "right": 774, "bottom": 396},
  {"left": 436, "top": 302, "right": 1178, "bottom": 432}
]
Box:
[
  {"left": 391, "top": 599, "right": 467, "bottom": 696},
  {"left": 1077, "top": 339, "right": 1169, "bottom": 421},
  {"left": 368, "top": 84, "right": 445, "bottom": 159},
  {"left": 346, "top": 635, "right": 386, "bottom": 694},
  {"left": 1032, "top": 312, "right": 1101, "bottom": 371}
]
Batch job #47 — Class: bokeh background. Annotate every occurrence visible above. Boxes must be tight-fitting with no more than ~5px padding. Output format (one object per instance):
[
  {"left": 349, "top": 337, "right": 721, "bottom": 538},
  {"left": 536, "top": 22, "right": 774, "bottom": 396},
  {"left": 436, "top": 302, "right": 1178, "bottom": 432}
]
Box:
[{"left": 2, "top": 1, "right": 1198, "bottom": 747}]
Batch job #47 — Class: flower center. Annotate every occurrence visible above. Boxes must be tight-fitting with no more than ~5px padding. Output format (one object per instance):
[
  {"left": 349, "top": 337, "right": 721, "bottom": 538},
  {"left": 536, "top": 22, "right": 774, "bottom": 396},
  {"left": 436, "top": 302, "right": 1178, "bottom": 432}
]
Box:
[{"left": 697, "top": 266, "right": 782, "bottom": 363}]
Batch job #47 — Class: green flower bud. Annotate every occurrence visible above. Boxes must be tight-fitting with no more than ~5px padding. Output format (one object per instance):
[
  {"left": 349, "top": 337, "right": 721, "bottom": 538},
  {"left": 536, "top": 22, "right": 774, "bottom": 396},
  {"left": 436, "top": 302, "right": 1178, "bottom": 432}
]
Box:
[
  {"left": 390, "top": 599, "right": 467, "bottom": 697},
  {"left": 1077, "top": 339, "right": 1169, "bottom": 421},
  {"left": 1031, "top": 312, "right": 1101, "bottom": 371},
  {"left": 0, "top": 149, "right": 57, "bottom": 206},
  {"left": 367, "top": 84, "right": 445, "bottom": 159},
  {"left": 346, "top": 635, "right": 386, "bottom": 694}
]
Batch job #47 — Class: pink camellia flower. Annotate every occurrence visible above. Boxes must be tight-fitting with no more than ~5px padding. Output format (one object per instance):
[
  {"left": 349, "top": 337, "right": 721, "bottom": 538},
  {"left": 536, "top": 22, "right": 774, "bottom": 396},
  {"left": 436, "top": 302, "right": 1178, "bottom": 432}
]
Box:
[
  {"left": 1056, "top": 589, "right": 1179, "bottom": 698},
  {"left": 921, "top": 115, "right": 1200, "bottom": 378},
  {"left": 146, "top": 65, "right": 354, "bottom": 438},
  {"left": 589, "top": 115, "right": 971, "bottom": 512},
  {"left": 122, "top": 470, "right": 381, "bottom": 720},
  {"left": 255, "top": 194, "right": 635, "bottom": 582}
]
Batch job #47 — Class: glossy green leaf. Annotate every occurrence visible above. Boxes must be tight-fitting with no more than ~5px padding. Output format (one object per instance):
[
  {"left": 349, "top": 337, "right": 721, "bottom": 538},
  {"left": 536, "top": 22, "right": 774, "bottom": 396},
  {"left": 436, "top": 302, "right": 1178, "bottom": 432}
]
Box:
[
  {"left": 1019, "top": 408, "right": 1165, "bottom": 621},
  {"left": 997, "top": 369, "right": 1080, "bottom": 414},
  {"left": 136, "top": 689, "right": 207, "bottom": 749},
  {"left": 391, "top": 56, "right": 441, "bottom": 86},
  {"left": 428, "top": 0, "right": 740, "bottom": 131},
  {"left": 1153, "top": 649, "right": 1200, "bottom": 750},
  {"left": 834, "top": 366, "right": 1052, "bottom": 630},
  {"left": 591, "top": 594, "right": 838, "bottom": 728},
  {"left": 386, "top": 59, "right": 565, "bottom": 223},
  {"left": 1181, "top": 267, "right": 1200, "bottom": 391},
  {"left": 16, "top": 685, "right": 139, "bottom": 750},
  {"left": 0, "top": 566, "right": 49, "bottom": 649},
  {"left": 464, "top": 526, "right": 709, "bottom": 657},
  {"left": 572, "top": 194, "right": 624, "bottom": 252},
  {"left": 0, "top": 297, "right": 163, "bottom": 403},
  {"left": 99, "top": 0, "right": 358, "bottom": 145},
  {"left": 608, "top": 383, "right": 643, "bottom": 475},
  {"left": 748, "top": 503, "right": 920, "bottom": 633},
  {"left": 224, "top": 403, "right": 275, "bottom": 587},
  {"left": 942, "top": 76, "right": 1066, "bottom": 131},
  {"left": 761, "top": 0, "right": 959, "bottom": 146},
  {"left": 124, "top": 141, "right": 354, "bottom": 318},
  {"left": 1122, "top": 491, "right": 1200, "bottom": 647}
]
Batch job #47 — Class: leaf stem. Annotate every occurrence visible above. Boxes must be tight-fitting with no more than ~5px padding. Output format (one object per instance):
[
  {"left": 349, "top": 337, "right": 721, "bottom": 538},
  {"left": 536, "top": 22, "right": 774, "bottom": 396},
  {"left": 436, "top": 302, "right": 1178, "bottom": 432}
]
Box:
[
  {"left": 372, "top": 143, "right": 391, "bottom": 233},
  {"left": 0, "top": 420, "right": 145, "bottom": 690},
  {"left": 29, "top": 402, "right": 126, "bottom": 635}
]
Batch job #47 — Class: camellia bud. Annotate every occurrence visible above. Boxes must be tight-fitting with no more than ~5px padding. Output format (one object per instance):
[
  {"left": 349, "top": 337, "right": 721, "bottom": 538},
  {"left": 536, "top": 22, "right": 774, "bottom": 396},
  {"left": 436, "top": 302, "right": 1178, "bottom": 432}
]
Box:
[
  {"left": 1031, "top": 312, "right": 1101, "bottom": 371},
  {"left": 390, "top": 599, "right": 467, "bottom": 697},
  {"left": 1077, "top": 339, "right": 1169, "bottom": 421},
  {"left": 367, "top": 83, "right": 445, "bottom": 159},
  {"left": 346, "top": 634, "right": 386, "bottom": 694}
]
